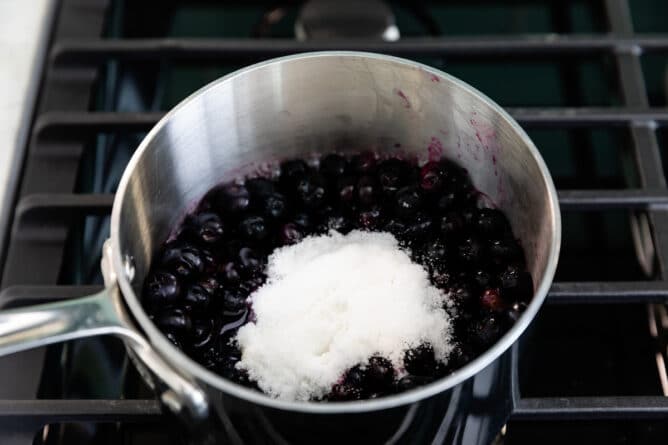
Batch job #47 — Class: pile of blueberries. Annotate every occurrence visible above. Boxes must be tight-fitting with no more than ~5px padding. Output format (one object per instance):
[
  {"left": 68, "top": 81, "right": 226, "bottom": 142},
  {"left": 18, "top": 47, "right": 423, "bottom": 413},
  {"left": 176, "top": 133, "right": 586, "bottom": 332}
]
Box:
[{"left": 142, "top": 152, "right": 533, "bottom": 401}]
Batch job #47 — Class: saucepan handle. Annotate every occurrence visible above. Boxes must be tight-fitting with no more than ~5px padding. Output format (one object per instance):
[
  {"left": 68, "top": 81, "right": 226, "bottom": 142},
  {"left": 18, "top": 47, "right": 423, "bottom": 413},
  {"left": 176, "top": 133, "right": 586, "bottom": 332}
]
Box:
[{"left": 0, "top": 285, "right": 209, "bottom": 421}]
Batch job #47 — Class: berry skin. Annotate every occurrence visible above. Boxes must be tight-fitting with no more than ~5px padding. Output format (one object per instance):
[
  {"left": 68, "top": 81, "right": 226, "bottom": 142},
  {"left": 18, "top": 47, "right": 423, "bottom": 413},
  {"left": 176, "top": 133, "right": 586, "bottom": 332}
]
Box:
[
  {"left": 457, "top": 237, "right": 484, "bottom": 265},
  {"left": 161, "top": 245, "right": 205, "bottom": 279},
  {"left": 404, "top": 344, "right": 438, "bottom": 376},
  {"left": 351, "top": 152, "right": 376, "bottom": 174},
  {"left": 469, "top": 314, "right": 503, "bottom": 349},
  {"left": 145, "top": 271, "right": 180, "bottom": 305},
  {"left": 246, "top": 177, "right": 276, "bottom": 197},
  {"left": 183, "top": 283, "right": 211, "bottom": 312},
  {"left": 187, "top": 212, "right": 225, "bottom": 245},
  {"left": 154, "top": 308, "right": 191, "bottom": 333},
  {"left": 357, "top": 206, "right": 383, "bottom": 230},
  {"left": 377, "top": 159, "right": 409, "bottom": 194},
  {"left": 419, "top": 161, "right": 444, "bottom": 192},
  {"left": 395, "top": 186, "right": 422, "bottom": 219},
  {"left": 329, "top": 383, "right": 362, "bottom": 401},
  {"left": 215, "top": 184, "right": 251, "bottom": 215},
  {"left": 475, "top": 208, "right": 509, "bottom": 238},
  {"left": 480, "top": 288, "right": 505, "bottom": 312},
  {"left": 261, "top": 193, "right": 287, "bottom": 220},
  {"left": 320, "top": 153, "right": 348, "bottom": 178},
  {"left": 280, "top": 159, "right": 309, "bottom": 187},
  {"left": 238, "top": 215, "right": 269, "bottom": 242},
  {"left": 366, "top": 356, "right": 395, "bottom": 392},
  {"left": 396, "top": 375, "right": 432, "bottom": 391},
  {"left": 280, "top": 223, "right": 303, "bottom": 245},
  {"left": 357, "top": 176, "right": 378, "bottom": 207}
]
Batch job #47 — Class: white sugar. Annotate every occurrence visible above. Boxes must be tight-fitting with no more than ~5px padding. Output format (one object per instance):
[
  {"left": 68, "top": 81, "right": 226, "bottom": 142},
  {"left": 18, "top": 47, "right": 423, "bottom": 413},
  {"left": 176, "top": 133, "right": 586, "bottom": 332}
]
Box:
[{"left": 234, "top": 230, "right": 454, "bottom": 401}]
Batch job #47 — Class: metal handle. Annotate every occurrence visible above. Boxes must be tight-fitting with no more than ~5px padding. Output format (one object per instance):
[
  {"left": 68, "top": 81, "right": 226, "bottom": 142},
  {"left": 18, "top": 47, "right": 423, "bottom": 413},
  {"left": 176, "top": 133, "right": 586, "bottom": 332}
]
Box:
[
  {"left": 0, "top": 288, "right": 127, "bottom": 356},
  {"left": 0, "top": 285, "right": 209, "bottom": 421}
]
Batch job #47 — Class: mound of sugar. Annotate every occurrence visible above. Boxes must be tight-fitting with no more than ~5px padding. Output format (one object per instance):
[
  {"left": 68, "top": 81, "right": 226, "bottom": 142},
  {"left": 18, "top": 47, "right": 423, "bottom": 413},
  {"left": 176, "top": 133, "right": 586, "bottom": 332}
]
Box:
[{"left": 234, "top": 230, "right": 454, "bottom": 401}]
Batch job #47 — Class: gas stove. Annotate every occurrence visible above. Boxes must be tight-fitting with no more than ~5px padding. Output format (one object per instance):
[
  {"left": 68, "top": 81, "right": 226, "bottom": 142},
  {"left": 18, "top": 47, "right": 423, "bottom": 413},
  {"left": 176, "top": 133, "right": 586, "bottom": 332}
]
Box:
[{"left": 2, "top": 0, "right": 668, "bottom": 444}]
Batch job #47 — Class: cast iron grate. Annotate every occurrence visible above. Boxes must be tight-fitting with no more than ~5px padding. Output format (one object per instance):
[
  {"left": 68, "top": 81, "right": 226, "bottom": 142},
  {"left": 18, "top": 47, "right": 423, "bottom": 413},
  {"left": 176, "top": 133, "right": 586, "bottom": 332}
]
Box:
[{"left": 2, "top": 0, "right": 668, "bottom": 444}]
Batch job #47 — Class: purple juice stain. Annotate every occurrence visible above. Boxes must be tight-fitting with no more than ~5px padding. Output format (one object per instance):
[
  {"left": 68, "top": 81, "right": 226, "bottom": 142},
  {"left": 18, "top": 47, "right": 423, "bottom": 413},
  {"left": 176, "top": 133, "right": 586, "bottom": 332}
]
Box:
[
  {"left": 395, "top": 89, "right": 411, "bottom": 109},
  {"left": 428, "top": 136, "right": 444, "bottom": 161}
]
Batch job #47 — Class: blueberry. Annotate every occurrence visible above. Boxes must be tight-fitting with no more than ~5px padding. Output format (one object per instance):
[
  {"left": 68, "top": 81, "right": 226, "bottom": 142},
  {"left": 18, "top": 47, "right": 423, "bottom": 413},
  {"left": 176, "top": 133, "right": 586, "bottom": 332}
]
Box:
[
  {"left": 245, "top": 177, "right": 276, "bottom": 197},
  {"left": 161, "top": 245, "right": 205, "bottom": 279},
  {"left": 329, "top": 383, "right": 362, "bottom": 401},
  {"left": 258, "top": 193, "right": 286, "bottom": 220},
  {"left": 457, "top": 237, "right": 484, "bottom": 265},
  {"left": 221, "top": 261, "right": 241, "bottom": 284},
  {"left": 345, "top": 366, "right": 367, "bottom": 387},
  {"left": 469, "top": 314, "right": 503, "bottom": 349},
  {"left": 377, "top": 158, "right": 409, "bottom": 194},
  {"left": 396, "top": 375, "right": 432, "bottom": 392},
  {"left": 198, "top": 346, "right": 225, "bottom": 371},
  {"left": 448, "top": 283, "right": 475, "bottom": 307},
  {"left": 145, "top": 271, "right": 181, "bottom": 305},
  {"left": 395, "top": 186, "right": 422, "bottom": 218},
  {"left": 480, "top": 288, "right": 505, "bottom": 312},
  {"left": 504, "top": 301, "right": 528, "bottom": 324},
  {"left": 326, "top": 214, "right": 353, "bottom": 233},
  {"left": 280, "top": 223, "right": 303, "bottom": 245},
  {"left": 198, "top": 247, "right": 217, "bottom": 274},
  {"left": 238, "top": 247, "right": 263, "bottom": 276},
  {"left": 431, "top": 269, "right": 453, "bottom": 288},
  {"left": 320, "top": 154, "right": 348, "bottom": 178},
  {"left": 403, "top": 213, "right": 434, "bottom": 241},
  {"left": 198, "top": 276, "right": 221, "bottom": 296},
  {"left": 419, "top": 161, "right": 444, "bottom": 192},
  {"left": 190, "top": 318, "right": 215, "bottom": 349},
  {"left": 154, "top": 308, "right": 191, "bottom": 333},
  {"left": 296, "top": 174, "right": 327, "bottom": 209},
  {"left": 366, "top": 356, "right": 395, "bottom": 391},
  {"left": 222, "top": 288, "right": 247, "bottom": 314},
  {"left": 357, "top": 206, "right": 382, "bottom": 230},
  {"left": 357, "top": 176, "right": 378, "bottom": 206},
  {"left": 421, "top": 240, "right": 448, "bottom": 270},
  {"left": 217, "top": 184, "right": 251, "bottom": 214},
  {"left": 335, "top": 176, "right": 356, "bottom": 204},
  {"left": 489, "top": 238, "right": 522, "bottom": 263},
  {"left": 475, "top": 208, "right": 509, "bottom": 238},
  {"left": 472, "top": 269, "right": 492, "bottom": 289},
  {"left": 238, "top": 215, "right": 269, "bottom": 242},
  {"left": 280, "top": 159, "right": 309, "bottom": 187},
  {"left": 219, "top": 355, "right": 250, "bottom": 385},
  {"left": 187, "top": 212, "right": 225, "bottom": 245},
  {"left": 436, "top": 191, "right": 459, "bottom": 212},
  {"left": 383, "top": 219, "right": 407, "bottom": 238},
  {"left": 439, "top": 213, "right": 463, "bottom": 237},
  {"left": 293, "top": 212, "right": 312, "bottom": 231},
  {"left": 448, "top": 346, "right": 475, "bottom": 369},
  {"left": 499, "top": 265, "right": 533, "bottom": 301},
  {"left": 351, "top": 152, "right": 376, "bottom": 174},
  {"left": 404, "top": 344, "right": 438, "bottom": 376},
  {"left": 183, "top": 283, "right": 212, "bottom": 312},
  {"left": 499, "top": 265, "right": 521, "bottom": 289}
]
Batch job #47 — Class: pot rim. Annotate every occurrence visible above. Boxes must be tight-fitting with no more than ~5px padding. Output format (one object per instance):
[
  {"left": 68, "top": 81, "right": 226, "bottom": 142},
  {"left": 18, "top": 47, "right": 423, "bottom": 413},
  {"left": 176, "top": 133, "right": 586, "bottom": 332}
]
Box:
[{"left": 110, "top": 51, "right": 561, "bottom": 414}]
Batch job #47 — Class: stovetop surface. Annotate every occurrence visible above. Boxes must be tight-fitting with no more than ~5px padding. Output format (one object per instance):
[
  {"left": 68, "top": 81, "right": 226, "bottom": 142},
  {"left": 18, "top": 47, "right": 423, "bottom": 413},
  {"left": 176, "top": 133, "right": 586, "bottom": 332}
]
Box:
[{"left": 3, "top": 0, "right": 668, "bottom": 444}]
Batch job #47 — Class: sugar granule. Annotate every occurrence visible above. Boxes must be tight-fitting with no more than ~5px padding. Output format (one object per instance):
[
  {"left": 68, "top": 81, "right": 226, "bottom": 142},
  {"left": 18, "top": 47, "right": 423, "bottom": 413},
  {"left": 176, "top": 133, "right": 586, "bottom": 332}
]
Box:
[{"left": 234, "top": 230, "right": 454, "bottom": 401}]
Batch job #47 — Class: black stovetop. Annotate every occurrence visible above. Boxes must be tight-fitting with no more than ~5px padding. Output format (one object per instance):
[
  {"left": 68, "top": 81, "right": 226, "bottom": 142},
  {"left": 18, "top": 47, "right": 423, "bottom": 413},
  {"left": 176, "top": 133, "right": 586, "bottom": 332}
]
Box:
[{"left": 2, "top": 1, "right": 668, "bottom": 444}]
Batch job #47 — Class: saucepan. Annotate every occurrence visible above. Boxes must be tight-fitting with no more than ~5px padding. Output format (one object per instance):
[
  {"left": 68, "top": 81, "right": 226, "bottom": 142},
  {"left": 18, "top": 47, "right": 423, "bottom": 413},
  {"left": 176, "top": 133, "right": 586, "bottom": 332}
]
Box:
[{"left": 0, "top": 52, "right": 560, "bottom": 444}]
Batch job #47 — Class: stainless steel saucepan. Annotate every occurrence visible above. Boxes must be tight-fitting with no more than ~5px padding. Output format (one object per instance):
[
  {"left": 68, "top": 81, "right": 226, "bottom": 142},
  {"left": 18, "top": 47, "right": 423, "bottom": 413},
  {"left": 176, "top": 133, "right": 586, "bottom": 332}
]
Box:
[{"left": 0, "top": 52, "right": 560, "bottom": 445}]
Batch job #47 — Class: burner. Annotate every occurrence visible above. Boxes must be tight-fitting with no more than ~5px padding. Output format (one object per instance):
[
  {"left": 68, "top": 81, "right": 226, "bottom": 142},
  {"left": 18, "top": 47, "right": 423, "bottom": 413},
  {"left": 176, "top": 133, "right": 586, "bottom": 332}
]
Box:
[{"left": 295, "top": 0, "right": 399, "bottom": 41}]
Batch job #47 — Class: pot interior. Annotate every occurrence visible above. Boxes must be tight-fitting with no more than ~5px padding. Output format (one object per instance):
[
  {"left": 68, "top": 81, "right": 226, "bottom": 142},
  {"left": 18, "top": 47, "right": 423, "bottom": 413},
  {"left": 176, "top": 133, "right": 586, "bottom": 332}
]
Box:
[{"left": 112, "top": 52, "right": 559, "bottom": 404}]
